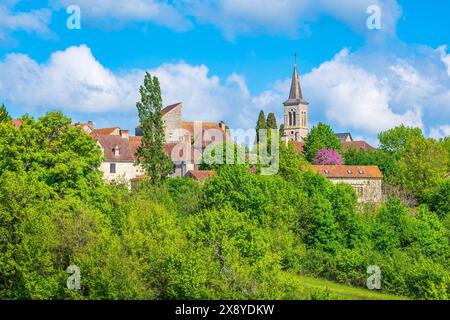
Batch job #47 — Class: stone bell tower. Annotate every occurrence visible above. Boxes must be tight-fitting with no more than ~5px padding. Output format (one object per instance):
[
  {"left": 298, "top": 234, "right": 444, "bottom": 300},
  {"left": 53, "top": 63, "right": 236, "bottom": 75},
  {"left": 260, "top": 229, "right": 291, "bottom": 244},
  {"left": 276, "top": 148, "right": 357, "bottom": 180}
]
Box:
[{"left": 283, "top": 56, "right": 309, "bottom": 142}]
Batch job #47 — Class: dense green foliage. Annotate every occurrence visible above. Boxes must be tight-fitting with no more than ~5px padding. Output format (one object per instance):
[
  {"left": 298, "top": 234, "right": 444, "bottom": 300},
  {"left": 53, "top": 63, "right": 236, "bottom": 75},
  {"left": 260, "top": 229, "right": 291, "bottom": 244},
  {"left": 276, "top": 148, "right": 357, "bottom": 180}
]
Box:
[
  {"left": 345, "top": 127, "right": 449, "bottom": 203},
  {"left": 0, "top": 104, "right": 11, "bottom": 123},
  {"left": 266, "top": 113, "right": 277, "bottom": 129},
  {"left": 200, "top": 142, "right": 247, "bottom": 170},
  {"left": 136, "top": 73, "right": 173, "bottom": 185},
  {"left": 303, "top": 122, "right": 343, "bottom": 162},
  {"left": 0, "top": 108, "right": 448, "bottom": 300},
  {"left": 378, "top": 125, "right": 423, "bottom": 157}
]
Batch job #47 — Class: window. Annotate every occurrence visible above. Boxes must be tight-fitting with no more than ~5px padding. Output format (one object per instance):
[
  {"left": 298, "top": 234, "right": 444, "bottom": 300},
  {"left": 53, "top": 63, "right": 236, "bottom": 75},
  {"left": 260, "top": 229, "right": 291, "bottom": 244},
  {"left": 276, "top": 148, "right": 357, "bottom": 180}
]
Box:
[
  {"left": 354, "top": 186, "right": 364, "bottom": 197},
  {"left": 169, "top": 133, "right": 173, "bottom": 142},
  {"left": 288, "top": 112, "right": 292, "bottom": 126},
  {"left": 112, "top": 145, "right": 120, "bottom": 156},
  {"left": 293, "top": 111, "right": 297, "bottom": 126},
  {"left": 110, "top": 163, "right": 116, "bottom": 174}
]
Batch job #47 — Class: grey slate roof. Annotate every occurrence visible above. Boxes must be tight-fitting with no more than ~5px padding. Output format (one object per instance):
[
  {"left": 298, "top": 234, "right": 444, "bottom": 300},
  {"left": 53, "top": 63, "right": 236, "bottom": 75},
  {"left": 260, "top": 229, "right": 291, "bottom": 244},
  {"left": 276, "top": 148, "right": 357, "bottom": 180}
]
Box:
[{"left": 284, "top": 64, "right": 309, "bottom": 106}]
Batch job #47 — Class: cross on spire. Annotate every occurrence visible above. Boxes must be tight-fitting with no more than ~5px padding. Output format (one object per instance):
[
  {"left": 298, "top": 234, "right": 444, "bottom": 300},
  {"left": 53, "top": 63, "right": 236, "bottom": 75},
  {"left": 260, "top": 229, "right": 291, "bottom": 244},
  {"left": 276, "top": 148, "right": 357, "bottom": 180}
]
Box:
[{"left": 294, "top": 52, "right": 297, "bottom": 66}]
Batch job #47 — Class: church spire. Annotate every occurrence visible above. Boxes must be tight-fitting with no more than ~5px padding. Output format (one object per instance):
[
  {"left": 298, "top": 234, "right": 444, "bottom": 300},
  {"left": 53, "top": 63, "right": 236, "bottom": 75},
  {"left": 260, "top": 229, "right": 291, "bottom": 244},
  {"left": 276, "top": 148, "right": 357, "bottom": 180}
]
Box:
[
  {"left": 284, "top": 54, "right": 308, "bottom": 105},
  {"left": 288, "top": 63, "right": 303, "bottom": 100}
]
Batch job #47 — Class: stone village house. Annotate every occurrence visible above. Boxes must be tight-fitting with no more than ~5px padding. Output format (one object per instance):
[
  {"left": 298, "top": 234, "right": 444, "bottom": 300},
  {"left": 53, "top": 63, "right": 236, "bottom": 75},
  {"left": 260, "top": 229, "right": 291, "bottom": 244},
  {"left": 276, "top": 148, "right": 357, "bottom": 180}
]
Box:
[
  {"left": 312, "top": 165, "right": 383, "bottom": 203},
  {"left": 75, "top": 102, "right": 230, "bottom": 186}
]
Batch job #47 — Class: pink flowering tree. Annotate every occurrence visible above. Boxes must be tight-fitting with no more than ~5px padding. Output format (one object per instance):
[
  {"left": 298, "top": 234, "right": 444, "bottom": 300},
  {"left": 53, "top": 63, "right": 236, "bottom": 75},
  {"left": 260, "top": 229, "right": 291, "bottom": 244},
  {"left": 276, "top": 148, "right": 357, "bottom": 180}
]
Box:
[{"left": 313, "top": 149, "right": 344, "bottom": 165}]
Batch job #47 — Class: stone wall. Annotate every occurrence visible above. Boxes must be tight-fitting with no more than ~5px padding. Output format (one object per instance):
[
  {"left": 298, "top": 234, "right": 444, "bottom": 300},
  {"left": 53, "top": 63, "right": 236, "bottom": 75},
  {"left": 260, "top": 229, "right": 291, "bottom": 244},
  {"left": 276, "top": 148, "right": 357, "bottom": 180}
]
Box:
[
  {"left": 100, "top": 161, "right": 144, "bottom": 186},
  {"left": 283, "top": 101, "right": 309, "bottom": 141},
  {"left": 328, "top": 178, "right": 383, "bottom": 203},
  {"left": 163, "top": 105, "right": 182, "bottom": 143}
]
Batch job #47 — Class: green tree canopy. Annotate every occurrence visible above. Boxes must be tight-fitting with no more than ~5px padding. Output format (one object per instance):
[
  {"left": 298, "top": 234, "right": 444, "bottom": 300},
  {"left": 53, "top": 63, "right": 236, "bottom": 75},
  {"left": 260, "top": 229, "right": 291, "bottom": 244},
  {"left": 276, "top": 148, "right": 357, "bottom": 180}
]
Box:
[
  {"left": 0, "top": 112, "right": 104, "bottom": 198},
  {"left": 396, "top": 137, "right": 448, "bottom": 198},
  {"left": 344, "top": 148, "right": 397, "bottom": 181},
  {"left": 0, "top": 104, "right": 11, "bottom": 123},
  {"left": 440, "top": 136, "right": 450, "bottom": 171},
  {"left": 378, "top": 125, "right": 423, "bottom": 157},
  {"left": 200, "top": 141, "right": 247, "bottom": 170},
  {"left": 136, "top": 72, "right": 173, "bottom": 185},
  {"left": 303, "top": 122, "right": 343, "bottom": 162}
]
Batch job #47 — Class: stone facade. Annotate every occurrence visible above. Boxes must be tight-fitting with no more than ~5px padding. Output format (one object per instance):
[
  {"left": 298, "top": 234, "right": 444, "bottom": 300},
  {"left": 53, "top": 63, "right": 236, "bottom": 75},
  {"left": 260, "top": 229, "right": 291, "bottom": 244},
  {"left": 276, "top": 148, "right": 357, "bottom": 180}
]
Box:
[
  {"left": 100, "top": 160, "right": 143, "bottom": 184},
  {"left": 162, "top": 102, "right": 183, "bottom": 143},
  {"left": 313, "top": 165, "right": 383, "bottom": 203},
  {"left": 327, "top": 177, "right": 383, "bottom": 203}
]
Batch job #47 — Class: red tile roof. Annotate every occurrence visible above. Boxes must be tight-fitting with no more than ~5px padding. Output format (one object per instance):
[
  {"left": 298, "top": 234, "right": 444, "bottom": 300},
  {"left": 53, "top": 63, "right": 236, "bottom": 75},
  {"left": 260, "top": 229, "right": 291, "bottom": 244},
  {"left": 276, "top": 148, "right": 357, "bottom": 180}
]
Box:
[
  {"left": 342, "top": 141, "right": 375, "bottom": 152},
  {"left": 12, "top": 119, "right": 21, "bottom": 128},
  {"left": 181, "top": 121, "right": 231, "bottom": 147},
  {"left": 293, "top": 141, "right": 304, "bottom": 153},
  {"left": 91, "top": 127, "right": 120, "bottom": 137},
  {"left": 128, "top": 137, "right": 200, "bottom": 163},
  {"left": 129, "top": 136, "right": 142, "bottom": 161},
  {"left": 96, "top": 135, "right": 135, "bottom": 161},
  {"left": 162, "top": 102, "right": 182, "bottom": 115},
  {"left": 312, "top": 165, "right": 383, "bottom": 179},
  {"left": 185, "top": 170, "right": 216, "bottom": 182}
]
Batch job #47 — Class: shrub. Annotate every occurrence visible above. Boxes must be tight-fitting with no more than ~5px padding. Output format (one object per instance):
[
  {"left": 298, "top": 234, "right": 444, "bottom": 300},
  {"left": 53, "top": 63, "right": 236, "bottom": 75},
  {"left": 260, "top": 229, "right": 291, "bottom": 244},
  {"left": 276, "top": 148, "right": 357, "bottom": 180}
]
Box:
[{"left": 313, "top": 149, "right": 344, "bottom": 165}]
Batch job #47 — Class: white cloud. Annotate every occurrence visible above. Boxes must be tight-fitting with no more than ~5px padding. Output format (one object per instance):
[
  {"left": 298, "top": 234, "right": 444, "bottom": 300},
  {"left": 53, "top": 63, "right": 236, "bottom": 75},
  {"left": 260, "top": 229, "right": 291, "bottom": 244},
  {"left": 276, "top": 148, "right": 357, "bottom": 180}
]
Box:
[
  {"left": 49, "top": 0, "right": 400, "bottom": 39},
  {"left": 0, "top": 45, "right": 255, "bottom": 128},
  {"left": 51, "top": 0, "right": 192, "bottom": 31},
  {"left": 151, "top": 62, "right": 242, "bottom": 122},
  {"left": 430, "top": 125, "right": 450, "bottom": 140},
  {"left": 0, "top": 45, "right": 142, "bottom": 113},
  {"left": 302, "top": 49, "right": 424, "bottom": 134},
  {"left": 180, "top": 0, "right": 401, "bottom": 39},
  {"left": 0, "top": 4, "right": 52, "bottom": 41},
  {"left": 1, "top": 44, "right": 449, "bottom": 144},
  {"left": 438, "top": 45, "right": 450, "bottom": 77}
]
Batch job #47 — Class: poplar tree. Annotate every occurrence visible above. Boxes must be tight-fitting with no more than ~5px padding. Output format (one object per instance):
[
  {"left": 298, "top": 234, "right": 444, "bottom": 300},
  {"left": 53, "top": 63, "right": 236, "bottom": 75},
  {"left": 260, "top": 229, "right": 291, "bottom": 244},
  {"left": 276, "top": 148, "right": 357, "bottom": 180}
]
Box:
[{"left": 136, "top": 72, "right": 173, "bottom": 185}]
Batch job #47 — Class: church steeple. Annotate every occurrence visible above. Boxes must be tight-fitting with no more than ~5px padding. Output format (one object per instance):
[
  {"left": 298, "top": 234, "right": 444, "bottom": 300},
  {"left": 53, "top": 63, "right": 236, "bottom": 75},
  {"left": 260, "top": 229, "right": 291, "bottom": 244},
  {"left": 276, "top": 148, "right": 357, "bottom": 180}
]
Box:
[
  {"left": 284, "top": 56, "right": 308, "bottom": 106},
  {"left": 288, "top": 64, "right": 303, "bottom": 100},
  {"left": 283, "top": 55, "right": 309, "bottom": 142}
]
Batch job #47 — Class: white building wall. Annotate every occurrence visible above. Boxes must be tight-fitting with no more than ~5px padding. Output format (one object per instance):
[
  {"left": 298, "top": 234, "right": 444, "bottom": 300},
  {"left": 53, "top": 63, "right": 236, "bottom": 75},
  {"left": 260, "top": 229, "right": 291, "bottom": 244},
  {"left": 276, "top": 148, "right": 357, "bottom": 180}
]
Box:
[{"left": 100, "top": 161, "right": 143, "bottom": 184}]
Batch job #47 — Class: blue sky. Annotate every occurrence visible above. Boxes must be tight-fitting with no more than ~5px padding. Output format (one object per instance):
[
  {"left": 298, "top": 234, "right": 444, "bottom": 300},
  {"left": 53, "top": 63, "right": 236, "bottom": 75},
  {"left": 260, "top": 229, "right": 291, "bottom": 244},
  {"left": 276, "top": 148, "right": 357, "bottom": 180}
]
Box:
[{"left": 0, "top": 0, "right": 449, "bottom": 145}]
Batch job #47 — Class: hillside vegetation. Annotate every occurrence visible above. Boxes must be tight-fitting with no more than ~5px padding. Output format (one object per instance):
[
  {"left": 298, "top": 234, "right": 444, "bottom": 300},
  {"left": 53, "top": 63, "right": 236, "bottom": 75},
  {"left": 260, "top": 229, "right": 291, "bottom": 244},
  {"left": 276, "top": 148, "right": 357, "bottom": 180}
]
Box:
[{"left": 0, "top": 111, "right": 448, "bottom": 300}]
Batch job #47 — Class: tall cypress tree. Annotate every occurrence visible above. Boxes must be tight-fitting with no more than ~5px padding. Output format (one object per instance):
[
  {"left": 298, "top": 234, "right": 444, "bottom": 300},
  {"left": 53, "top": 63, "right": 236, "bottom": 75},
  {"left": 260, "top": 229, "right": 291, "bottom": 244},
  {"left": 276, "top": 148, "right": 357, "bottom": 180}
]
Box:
[
  {"left": 279, "top": 124, "right": 285, "bottom": 138},
  {"left": 0, "top": 104, "right": 11, "bottom": 123},
  {"left": 256, "top": 110, "right": 267, "bottom": 143},
  {"left": 266, "top": 113, "right": 277, "bottom": 129},
  {"left": 136, "top": 72, "right": 173, "bottom": 185}
]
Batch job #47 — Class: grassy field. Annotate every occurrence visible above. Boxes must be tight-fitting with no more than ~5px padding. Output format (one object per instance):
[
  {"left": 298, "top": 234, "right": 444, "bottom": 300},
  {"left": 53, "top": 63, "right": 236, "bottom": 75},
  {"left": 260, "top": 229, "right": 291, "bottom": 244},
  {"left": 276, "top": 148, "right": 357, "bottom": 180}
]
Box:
[{"left": 294, "top": 274, "right": 408, "bottom": 300}]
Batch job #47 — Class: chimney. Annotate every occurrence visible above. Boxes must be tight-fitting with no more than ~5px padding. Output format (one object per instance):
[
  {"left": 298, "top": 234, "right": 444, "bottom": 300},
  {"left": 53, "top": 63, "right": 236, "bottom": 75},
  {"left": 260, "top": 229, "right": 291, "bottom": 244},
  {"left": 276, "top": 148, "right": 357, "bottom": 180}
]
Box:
[
  {"left": 120, "top": 129, "right": 130, "bottom": 139},
  {"left": 219, "top": 121, "right": 226, "bottom": 131}
]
